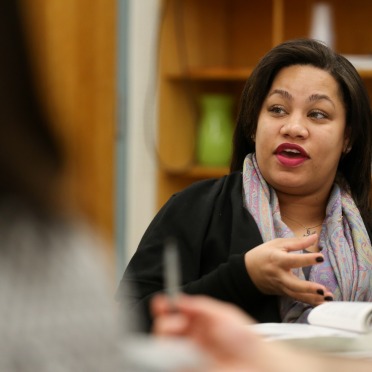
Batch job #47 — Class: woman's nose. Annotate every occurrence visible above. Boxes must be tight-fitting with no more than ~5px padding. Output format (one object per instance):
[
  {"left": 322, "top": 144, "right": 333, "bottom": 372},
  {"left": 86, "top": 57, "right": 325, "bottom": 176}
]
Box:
[{"left": 279, "top": 115, "right": 309, "bottom": 138}]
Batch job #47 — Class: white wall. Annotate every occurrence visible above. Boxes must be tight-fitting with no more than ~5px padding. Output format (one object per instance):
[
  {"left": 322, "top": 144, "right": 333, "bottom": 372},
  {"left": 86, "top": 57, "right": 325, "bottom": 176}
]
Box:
[{"left": 125, "top": 0, "right": 160, "bottom": 260}]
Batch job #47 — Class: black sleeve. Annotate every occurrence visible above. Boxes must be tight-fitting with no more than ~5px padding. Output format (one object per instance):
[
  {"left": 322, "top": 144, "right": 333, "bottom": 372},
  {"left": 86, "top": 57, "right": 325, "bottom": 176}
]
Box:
[{"left": 116, "top": 174, "right": 279, "bottom": 332}]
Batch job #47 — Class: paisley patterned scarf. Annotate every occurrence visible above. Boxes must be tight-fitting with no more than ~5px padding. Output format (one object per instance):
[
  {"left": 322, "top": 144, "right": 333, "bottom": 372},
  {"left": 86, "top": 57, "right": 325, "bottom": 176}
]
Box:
[{"left": 242, "top": 153, "right": 372, "bottom": 323}]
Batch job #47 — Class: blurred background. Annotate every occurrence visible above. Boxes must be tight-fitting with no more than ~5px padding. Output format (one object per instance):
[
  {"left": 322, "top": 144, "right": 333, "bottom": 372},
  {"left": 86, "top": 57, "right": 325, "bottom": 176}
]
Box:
[
  {"left": 20, "top": 0, "right": 372, "bottom": 281},
  {"left": 20, "top": 0, "right": 159, "bottom": 280}
]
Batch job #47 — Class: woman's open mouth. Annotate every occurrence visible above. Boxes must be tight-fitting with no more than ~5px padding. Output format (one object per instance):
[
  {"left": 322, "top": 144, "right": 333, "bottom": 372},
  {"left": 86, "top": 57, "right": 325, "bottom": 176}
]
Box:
[{"left": 275, "top": 143, "right": 309, "bottom": 167}]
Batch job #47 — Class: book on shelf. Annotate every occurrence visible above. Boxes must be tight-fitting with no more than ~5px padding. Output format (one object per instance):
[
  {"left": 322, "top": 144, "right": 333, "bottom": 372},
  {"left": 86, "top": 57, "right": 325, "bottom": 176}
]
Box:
[{"left": 252, "top": 301, "right": 372, "bottom": 356}]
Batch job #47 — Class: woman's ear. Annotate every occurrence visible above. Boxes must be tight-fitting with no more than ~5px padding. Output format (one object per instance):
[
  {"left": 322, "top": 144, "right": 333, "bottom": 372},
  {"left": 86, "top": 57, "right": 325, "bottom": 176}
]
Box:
[
  {"left": 343, "top": 128, "right": 352, "bottom": 154},
  {"left": 343, "top": 139, "right": 351, "bottom": 154}
]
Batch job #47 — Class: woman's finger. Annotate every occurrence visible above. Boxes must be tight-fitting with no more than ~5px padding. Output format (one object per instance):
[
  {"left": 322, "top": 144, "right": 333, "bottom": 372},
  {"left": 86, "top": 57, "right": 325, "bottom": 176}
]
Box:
[
  {"left": 280, "top": 274, "right": 333, "bottom": 304},
  {"left": 282, "top": 234, "right": 319, "bottom": 253},
  {"left": 280, "top": 251, "right": 324, "bottom": 270},
  {"left": 279, "top": 271, "right": 324, "bottom": 292}
]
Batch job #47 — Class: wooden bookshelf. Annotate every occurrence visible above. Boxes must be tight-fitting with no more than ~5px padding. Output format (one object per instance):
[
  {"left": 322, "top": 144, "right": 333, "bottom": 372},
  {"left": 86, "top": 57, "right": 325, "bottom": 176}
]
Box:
[{"left": 157, "top": 0, "right": 372, "bottom": 208}]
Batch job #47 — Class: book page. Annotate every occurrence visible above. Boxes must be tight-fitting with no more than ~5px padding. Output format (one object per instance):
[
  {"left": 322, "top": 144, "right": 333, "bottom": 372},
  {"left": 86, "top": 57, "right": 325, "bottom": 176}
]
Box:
[
  {"left": 252, "top": 322, "right": 357, "bottom": 341},
  {"left": 308, "top": 302, "right": 372, "bottom": 333},
  {"left": 251, "top": 323, "right": 372, "bottom": 355}
]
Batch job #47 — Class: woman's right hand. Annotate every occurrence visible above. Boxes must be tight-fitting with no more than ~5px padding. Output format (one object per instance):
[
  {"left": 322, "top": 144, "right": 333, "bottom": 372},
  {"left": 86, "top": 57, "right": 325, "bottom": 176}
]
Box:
[{"left": 244, "top": 234, "right": 333, "bottom": 306}]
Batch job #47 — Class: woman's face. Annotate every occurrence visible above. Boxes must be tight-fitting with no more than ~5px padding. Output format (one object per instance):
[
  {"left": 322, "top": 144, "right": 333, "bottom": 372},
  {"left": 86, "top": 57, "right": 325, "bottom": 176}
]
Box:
[{"left": 255, "top": 64, "right": 348, "bottom": 197}]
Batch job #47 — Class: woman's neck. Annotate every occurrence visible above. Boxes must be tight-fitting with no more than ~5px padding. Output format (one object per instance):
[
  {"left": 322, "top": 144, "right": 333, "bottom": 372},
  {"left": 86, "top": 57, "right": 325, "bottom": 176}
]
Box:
[
  {"left": 276, "top": 191, "right": 327, "bottom": 229},
  {"left": 277, "top": 192, "right": 326, "bottom": 251}
]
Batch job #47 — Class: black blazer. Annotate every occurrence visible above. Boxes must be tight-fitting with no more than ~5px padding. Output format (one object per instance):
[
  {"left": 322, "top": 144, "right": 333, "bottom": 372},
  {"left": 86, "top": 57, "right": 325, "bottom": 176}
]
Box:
[{"left": 117, "top": 172, "right": 281, "bottom": 332}]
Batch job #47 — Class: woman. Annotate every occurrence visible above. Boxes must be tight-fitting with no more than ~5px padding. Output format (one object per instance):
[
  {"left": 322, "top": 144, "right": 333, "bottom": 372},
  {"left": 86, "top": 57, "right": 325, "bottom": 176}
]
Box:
[{"left": 117, "top": 38, "right": 372, "bottom": 331}]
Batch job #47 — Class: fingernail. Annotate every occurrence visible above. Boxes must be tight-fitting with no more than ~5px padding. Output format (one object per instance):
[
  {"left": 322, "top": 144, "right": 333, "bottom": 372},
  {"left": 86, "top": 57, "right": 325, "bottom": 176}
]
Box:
[
  {"left": 316, "top": 289, "right": 324, "bottom": 295},
  {"left": 324, "top": 296, "right": 333, "bottom": 301},
  {"left": 315, "top": 256, "right": 324, "bottom": 263}
]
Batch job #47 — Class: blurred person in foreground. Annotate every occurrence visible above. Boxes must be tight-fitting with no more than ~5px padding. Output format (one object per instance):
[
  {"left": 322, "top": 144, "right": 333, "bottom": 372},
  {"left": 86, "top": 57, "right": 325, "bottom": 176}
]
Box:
[
  {"left": 0, "top": 1, "right": 126, "bottom": 370},
  {"left": 152, "top": 293, "right": 372, "bottom": 372},
  {"left": 0, "top": 2, "right": 204, "bottom": 371}
]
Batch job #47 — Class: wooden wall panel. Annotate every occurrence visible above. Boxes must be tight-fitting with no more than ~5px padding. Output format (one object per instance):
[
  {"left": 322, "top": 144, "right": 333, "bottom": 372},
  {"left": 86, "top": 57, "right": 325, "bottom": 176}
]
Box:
[{"left": 20, "top": 0, "right": 117, "bottom": 247}]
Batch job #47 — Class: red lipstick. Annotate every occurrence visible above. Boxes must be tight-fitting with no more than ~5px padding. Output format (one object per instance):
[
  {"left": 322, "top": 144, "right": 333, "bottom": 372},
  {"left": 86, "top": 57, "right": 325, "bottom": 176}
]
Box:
[{"left": 274, "top": 143, "right": 309, "bottom": 167}]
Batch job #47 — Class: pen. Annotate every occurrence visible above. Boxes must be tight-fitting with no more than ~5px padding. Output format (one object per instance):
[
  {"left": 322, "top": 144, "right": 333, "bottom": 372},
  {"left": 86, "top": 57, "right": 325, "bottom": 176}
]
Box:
[{"left": 164, "top": 237, "right": 181, "bottom": 310}]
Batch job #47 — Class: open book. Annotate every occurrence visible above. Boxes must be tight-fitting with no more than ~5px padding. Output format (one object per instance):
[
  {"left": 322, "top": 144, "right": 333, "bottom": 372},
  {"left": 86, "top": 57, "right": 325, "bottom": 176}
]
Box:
[{"left": 252, "top": 302, "right": 372, "bottom": 355}]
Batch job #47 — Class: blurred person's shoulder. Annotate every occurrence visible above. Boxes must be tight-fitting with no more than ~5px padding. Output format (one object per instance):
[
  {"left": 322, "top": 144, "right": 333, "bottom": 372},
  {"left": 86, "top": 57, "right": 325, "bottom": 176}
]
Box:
[
  {"left": 0, "top": 198, "right": 113, "bottom": 298},
  {"left": 0, "top": 200, "right": 126, "bottom": 372}
]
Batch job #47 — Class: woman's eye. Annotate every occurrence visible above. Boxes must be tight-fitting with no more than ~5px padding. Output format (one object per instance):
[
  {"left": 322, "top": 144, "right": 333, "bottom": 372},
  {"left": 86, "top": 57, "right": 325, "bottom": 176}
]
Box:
[
  {"left": 268, "top": 105, "right": 286, "bottom": 115},
  {"left": 309, "top": 110, "right": 328, "bottom": 120}
]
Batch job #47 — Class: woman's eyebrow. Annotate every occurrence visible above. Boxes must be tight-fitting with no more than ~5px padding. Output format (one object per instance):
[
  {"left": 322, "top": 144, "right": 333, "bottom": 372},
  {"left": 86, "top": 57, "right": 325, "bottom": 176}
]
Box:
[
  {"left": 307, "top": 93, "right": 335, "bottom": 108},
  {"left": 268, "top": 89, "right": 292, "bottom": 100},
  {"left": 269, "top": 90, "right": 335, "bottom": 109}
]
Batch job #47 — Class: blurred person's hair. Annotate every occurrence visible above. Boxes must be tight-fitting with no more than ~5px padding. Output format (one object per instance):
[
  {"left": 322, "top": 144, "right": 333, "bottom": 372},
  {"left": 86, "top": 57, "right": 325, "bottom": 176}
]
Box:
[{"left": 0, "top": 1, "right": 64, "bottom": 216}]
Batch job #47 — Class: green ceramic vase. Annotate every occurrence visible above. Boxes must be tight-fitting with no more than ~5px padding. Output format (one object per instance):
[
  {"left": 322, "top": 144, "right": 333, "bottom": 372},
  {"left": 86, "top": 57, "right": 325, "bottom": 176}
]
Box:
[{"left": 196, "top": 94, "right": 233, "bottom": 166}]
